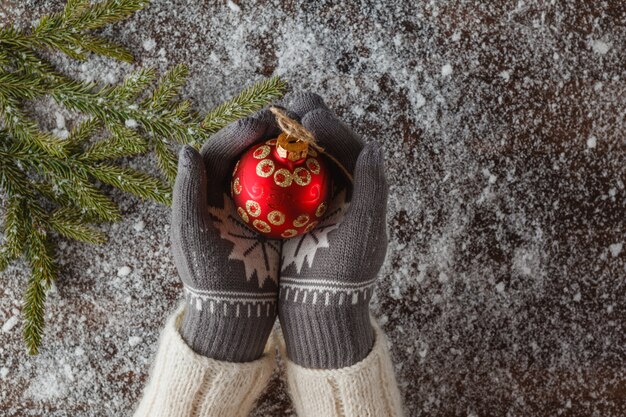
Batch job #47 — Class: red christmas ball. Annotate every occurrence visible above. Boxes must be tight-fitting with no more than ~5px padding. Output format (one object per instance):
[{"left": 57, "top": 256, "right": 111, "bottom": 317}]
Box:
[{"left": 230, "top": 133, "right": 332, "bottom": 239}]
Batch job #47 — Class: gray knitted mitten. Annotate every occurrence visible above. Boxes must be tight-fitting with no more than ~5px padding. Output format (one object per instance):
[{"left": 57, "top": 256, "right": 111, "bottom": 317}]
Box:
[
  {"left": 278, "top": 93, "right": 389, "bottom": 369},
  {"left": 171, "top": 117, "right": 281, "bottom": 362}
]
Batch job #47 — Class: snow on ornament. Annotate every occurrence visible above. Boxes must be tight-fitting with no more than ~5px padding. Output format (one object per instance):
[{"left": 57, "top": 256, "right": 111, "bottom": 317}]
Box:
[{"left": 230, "top": 107, "right": 332, "bottom": 239}]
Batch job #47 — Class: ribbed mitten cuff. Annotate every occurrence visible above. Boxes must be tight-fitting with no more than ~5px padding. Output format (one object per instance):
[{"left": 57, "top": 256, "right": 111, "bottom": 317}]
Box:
[
  {"left": 279, "top": 304, "right": 374, "bottom": 369},
  {"left": 280, "top": 318, "right": 405, "bottom": 417},
  {"left": 181, "top": 304, "right": 275, "bottom": 362}
]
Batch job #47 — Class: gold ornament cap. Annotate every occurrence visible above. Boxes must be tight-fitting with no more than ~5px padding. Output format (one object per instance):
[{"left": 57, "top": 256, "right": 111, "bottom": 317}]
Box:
[
  {"left": 276, "top": 132, "right": 309, "bottom": 161},
  {"left": 268, "top": 106, "right": 353, "bottom": 182}
]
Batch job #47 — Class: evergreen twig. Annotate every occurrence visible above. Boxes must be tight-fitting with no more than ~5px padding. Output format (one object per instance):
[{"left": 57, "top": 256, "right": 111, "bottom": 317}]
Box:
[
  {"left": 202, "top": 76, "right": 287, "bottom": 134},
  {"left": 0, "top": 0, "right": 286, "bottom": 354}
]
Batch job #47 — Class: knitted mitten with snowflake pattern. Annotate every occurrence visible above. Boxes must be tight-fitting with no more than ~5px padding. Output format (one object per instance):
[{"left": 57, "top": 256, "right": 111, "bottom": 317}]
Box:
[
  {"left": 171, "top": 116, "right": 281, "bottom": 362},
  {"left": 278, "top": 93, "right": 389, "bottom": 369}
]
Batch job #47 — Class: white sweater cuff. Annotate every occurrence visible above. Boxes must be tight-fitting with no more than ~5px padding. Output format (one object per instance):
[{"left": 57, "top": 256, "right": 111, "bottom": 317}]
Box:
[
  {"left": 134, "top": 303, "right": 275, "bottom": 417},
  {"left": 282, "top": 317, "right": 405, "bottom": 417}
]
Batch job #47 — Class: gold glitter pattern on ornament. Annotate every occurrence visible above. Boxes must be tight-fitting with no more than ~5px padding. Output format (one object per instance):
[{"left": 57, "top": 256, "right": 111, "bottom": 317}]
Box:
[
  {"left": 293, "top": 167, "right": 311, "bottom": 186},
  {"left": 266, "top": 138, "right": 277, "bottom": 146},
  {"left": 268, "top": 210, "right": 285, "bottom": 226},
  {"left": 306, "top": 158, "right": 321, "bottom": 174},
  {"left": 315, "top": 202, "right": 327, "bottom": 218},
  {"left": 256, "top": 159, "right": 275, "bottom": 177},
  {"left": 253, "top": 145, "right": 271, "bottom": 159},
  {"left": 237, "top": 207, "right": 249, "bottom": 223},
  {"left": 274, "top": 168, "right": 293, "bottom": 187},
  {"left": 246, "top": 200, "right": 261, "bottom": 217},
  {"left": 304, "top": 221, "right": 319, "bottom": 233},
  {"left": 232, "top": 177, "right": 242, "bottom": 195},
  {"left": 293, "top": 214, "right": 310, "bottom": 227},
  {"left": 308, "top": 148, "right": 318, "bottom": 157},
  {"left": 281, "top": 229, "right": 298, "bottom": 238},
  {"left": 253, "top": 219, "right": 271, "bottom": 233}
]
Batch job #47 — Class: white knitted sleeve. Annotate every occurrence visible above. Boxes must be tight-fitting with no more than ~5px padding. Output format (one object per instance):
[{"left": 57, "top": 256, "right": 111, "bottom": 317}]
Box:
[
  {"left": 282, "top": 318, "right": 405, "bottom": 417},
  {"left": 134, "top": 303, "right": 276, "bottom": 417}
]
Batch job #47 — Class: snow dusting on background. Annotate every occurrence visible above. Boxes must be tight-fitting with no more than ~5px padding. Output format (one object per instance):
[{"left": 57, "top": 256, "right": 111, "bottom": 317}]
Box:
[{"left": 1, "top": 1, "right": 625, "bottom": 416}]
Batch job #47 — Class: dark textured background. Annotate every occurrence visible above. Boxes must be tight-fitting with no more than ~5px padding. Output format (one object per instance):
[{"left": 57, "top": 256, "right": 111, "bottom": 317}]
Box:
[{"left": 1, "top": 1, "right": 625, "bottom": 416}]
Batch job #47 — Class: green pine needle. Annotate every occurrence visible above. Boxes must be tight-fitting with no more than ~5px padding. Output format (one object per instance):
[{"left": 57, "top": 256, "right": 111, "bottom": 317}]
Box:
[
  {"left": 202, "top": 76, "right": 287, "bottom": 134},
  {"left": 23, "top": 226, "right": 56, "bottom": 355},
  {"left": 49, "top": 209, "right": 107, "bottom": 244}
]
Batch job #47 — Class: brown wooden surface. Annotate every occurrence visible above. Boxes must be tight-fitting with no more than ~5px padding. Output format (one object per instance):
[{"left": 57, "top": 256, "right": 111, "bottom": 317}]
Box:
[{"left": 1, "top": 1, "right": 625, "bottom": 416}]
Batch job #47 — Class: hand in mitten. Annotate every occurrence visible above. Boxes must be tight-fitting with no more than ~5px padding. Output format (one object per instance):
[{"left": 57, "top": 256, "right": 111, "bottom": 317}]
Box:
[
  {"left": 171, "top": 117, "right": 281, "bottom": 362},
  {"left": 277, "top": 93, "right": 389, "bottom": 369}
]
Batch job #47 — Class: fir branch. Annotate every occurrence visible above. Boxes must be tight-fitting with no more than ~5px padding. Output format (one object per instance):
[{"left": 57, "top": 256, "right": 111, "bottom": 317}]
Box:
[
  {"left": 23, "top": 275, "right": 48, "bottom": 355},
  {"left": 65, "top": 0, "right": 150, "bottom": 32},
  {"left": 0, "top": 72, "right": 48, "bottom": 99},
  {"left": 87, "top": 163, "right": 172, "bottom": 205},
  {"left": 0, "top": 147, "right": 32, "bottom": 196},
  {"left": 48, "top": 208, "right": 106, "bottom": 244},
  {"left": 153, "top": 138, "right": 178, "bottom": 184},
  {"left": 73, "top": 34, "right": 135, "bottom": 62},
  {"left": 28, "top": 0, "right": 149, "bottom": 62},
  {"left": 149, "top": 64, "right": 189, "bottom": 110},
  {"left": 81, "top": 124, "right": 148, "bottom": 160},
  {"left": 0, "top": 93, "right": 67, "bottom": 156},
  {"left": 104, "top": 68, "right": 156, "bottom": 103},
  {"left": 201, "top": 76, "right": 287, "bottom": 134},
  {"left": 23, "top": 223, "right": 56, "bottom": 355},
  {"left": 66, "top": 117, "right": 102, "bottom": 149},
  {"left": 0, "top": 0, "right": 286, "bottom": 355},
  {"left": 2, "top": 196, "right": 27, "bottom": 259}
]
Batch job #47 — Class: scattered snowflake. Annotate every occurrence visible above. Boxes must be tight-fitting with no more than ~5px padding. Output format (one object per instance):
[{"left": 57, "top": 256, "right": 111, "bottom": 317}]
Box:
[
  {"left": 117, "top": 266, "right": 132, "bottom": 277},
  {"left": 587, "top": 136, "right": 597, "bottom": 148},
  {"left": 2, "top": 315, "right": 18, "bottom": 333},
  {"left": 414, "top": 93, "right": 426, "bottom": 108},
  {"left": 54, "top": 112, "right": 65, "bottom": 129},
  {"left": 227, "top": 1, "right": 241, "bottom": 12},
  {"left": 133, "top": 220, "right": 146, "bottom": 232},
  {"left": 125, "top": 119, "right": 138, "bottom": 128},
  {"left": 128, "top": 336, "right": 143, "bottom": 347},
  {"left": 591, "top": 40, "right": 611, "bottom": 55},
  {"left": 441, "top": 63, "right": 453, "bottom": 76},
  {"left": 142, "top": 38, "right": 156, "bottom": 51},
  {"left": 609, "top": 243, "right": 623, "bottom": 258}
]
